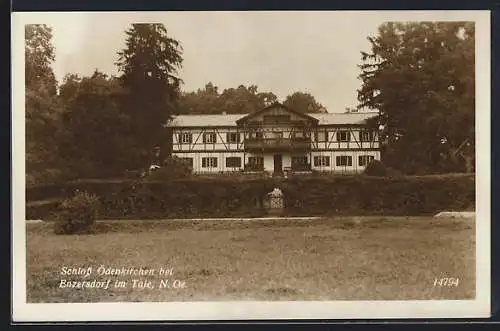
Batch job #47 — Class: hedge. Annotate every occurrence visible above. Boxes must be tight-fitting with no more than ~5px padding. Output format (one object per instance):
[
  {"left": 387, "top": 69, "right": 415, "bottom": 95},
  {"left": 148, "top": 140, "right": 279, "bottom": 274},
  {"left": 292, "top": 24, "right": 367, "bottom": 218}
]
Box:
[{"left": 26, "top": 174, "right": 475, "bottom": 220}]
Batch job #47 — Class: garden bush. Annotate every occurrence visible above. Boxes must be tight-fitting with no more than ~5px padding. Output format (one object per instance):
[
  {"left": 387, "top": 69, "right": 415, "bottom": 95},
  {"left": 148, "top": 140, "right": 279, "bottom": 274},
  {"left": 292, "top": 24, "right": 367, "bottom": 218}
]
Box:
[
  {"left": 27, "top": 174, "right": 475, "bottom": 220},
  {"left": 364, "top": 160, "right": 388, "bottom": 176},
  {"left": 51, "top": 191, "right": 101, "bottom": 235},
  {"left": 147, "top": 157, "right": 193, "bottom": 181},
  {"left": 363, "top": 160, "right": 402, "bottom": 177}
]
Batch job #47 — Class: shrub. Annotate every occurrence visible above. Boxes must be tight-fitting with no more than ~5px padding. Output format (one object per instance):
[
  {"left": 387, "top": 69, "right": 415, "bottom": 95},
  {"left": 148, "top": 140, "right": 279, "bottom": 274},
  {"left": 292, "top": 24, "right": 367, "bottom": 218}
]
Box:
[
  {"left": 146, "top": 157, "right": 192, "bottom": 181},
  {"left": 364, "top": 160, "right": 403, "bottom": 177},
  {"left": 26, "top": 174, "right": 475, "bottom": 219},
  {"left": 364, "top": 160, "right": 388, "bottom": 176},
  {"left": 52, "top": 191, "right": 101, "bottom": 235}
]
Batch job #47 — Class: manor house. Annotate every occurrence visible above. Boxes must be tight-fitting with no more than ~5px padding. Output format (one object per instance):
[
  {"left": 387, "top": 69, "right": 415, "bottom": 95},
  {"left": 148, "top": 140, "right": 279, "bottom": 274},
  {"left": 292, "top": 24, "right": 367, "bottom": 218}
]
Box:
[{"left": 166, "top": 102, "right": 380, "bottom": 175}]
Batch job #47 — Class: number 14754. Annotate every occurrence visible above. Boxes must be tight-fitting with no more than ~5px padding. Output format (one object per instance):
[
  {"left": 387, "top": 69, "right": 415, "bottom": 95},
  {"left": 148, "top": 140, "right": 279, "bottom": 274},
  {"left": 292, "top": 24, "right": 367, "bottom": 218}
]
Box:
[{"left": 433, "top": 277, "right": 459, "bottom": 287}]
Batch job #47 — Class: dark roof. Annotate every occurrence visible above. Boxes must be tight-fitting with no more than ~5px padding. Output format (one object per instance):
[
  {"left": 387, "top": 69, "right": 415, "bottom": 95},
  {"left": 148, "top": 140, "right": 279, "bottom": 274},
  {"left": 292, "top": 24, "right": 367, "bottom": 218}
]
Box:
[{"left": 235, "top": 102, "right": 319, "bottom": 125}]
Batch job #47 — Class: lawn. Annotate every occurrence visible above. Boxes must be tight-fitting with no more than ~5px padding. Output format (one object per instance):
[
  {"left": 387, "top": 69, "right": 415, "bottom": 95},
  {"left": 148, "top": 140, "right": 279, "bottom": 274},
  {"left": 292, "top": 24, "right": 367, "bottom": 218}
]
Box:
[{"left": 26, "top": 216, "right": 475, "bottom": 303}]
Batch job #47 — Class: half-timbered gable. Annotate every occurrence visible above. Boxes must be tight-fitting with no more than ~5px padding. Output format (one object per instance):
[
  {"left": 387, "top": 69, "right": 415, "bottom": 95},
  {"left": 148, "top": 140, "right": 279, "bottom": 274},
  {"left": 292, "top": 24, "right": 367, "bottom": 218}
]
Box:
[{"left": 166, "top": 102, "right": 381, "bottom": 174}]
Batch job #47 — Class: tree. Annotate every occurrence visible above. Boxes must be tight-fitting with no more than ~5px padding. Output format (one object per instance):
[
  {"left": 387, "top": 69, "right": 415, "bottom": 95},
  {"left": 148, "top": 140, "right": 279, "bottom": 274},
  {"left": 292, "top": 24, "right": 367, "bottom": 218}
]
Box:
[
  {"left": 25, "top": 24, "right": 63, "bottom": 184},
  {"left": 25, "top": 24, "right": 57, "bottom": 95},
  {"left": 177, "top": 82, "right": 221, "bottom": 114},
  {"left": 357, "top": 22, "right": 474, "bottom": 174},
  {"left": 59, "top": 71, "right": 131, "bottom": 177},
  {"left": 116, "top": 23, "right": 183, "bottom": 167},
  {"left": 283, "top": 92, "right": 327, "bottom": 113},
  {"left": 177, "top": 83, "right": 278, "bottom": 114},
  {"left": 219, "top": 85, "right": 277, "bottom": 114}
]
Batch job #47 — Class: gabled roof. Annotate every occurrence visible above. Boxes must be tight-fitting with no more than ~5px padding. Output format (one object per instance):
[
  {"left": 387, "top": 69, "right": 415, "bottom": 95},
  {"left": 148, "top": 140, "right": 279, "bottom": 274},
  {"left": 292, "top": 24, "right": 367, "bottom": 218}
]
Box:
[
  {"left": 165, "top": 110, "right": 379, "bottom": 128},
  {"left": 235, "top": 102, "right": 319, "bottom": 125},
  {"left": 165, "top": 114, "right": 246, "bottom": 127},
  {"left": 309, "top": 111, "right": 379, "bottom": 125}
]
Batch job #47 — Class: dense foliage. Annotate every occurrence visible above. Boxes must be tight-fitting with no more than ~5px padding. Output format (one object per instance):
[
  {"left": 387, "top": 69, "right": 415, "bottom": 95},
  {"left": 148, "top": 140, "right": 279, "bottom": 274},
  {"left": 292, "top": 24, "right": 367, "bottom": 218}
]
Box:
[
  {"left": 283, "top": 92, "right": 327, "bottom": 113},
  {"left": 357, "top": 22, "right": 475, "bottom": 174},
  {"left": 25, "top": 24, "right": 64, "bottom": 185},
  {"left": 116, "top": 23, "right": 184, "bottom": 168},
  {"left": 28, "top": 175, "right": 474, "bottom": 220},
  {"left": 177, "top": 83, "right": 326, "bottom": 115},
  {"left": 58, "top": 71, "right": 131, "bottom": 178},
  {"left": 51, "top": 191, "right": 101, "bottom": 235}
]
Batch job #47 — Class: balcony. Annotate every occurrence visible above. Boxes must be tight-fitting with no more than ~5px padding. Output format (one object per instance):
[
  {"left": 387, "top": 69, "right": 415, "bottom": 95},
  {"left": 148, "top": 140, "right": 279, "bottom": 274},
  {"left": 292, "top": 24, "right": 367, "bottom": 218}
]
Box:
[{"left": 244, "top": 138, "right": 311, "bottom": 152}]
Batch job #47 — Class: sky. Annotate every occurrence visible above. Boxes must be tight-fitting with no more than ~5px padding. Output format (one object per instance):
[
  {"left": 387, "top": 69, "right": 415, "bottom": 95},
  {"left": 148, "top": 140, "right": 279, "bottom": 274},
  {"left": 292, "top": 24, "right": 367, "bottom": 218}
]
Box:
[{"left": 24, "top": 11, "right": 483, "bottom": 113}]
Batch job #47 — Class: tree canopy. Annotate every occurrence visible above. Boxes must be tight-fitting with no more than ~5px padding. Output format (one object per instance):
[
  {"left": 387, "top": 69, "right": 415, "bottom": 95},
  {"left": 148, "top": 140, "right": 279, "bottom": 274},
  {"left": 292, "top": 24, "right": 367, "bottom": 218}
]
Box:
[
  {"left": 25, "top": 24, "right": 57, "bottom": 95},
  {"left": 116, "top": 23, "right": 183, "bottom": 164},
  {"left": 177, "top": 84, "right": 328, "bottom": 114},
  {"left": 58, "top": 71, "right": 133, "bottom": 177},
  {"left": 178, "top": 83, "right": 279, "bottom": 115},
  {"left": 357, "top": 21, "right": 474, "bottom": 174},
  {"left": 25, "top": 24, "right": 62, "bottom": 183},
  {"left": 283, "top": 92, "right": 327, "bottom": 113}
]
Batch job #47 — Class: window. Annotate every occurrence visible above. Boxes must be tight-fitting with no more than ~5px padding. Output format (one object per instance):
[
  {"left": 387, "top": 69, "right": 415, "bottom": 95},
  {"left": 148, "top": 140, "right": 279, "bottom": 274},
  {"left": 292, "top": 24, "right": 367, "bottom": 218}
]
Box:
[
  {"left": 226, "top": 157, "right": 242, "bottom": 168},
  {"left": 203, "top": 133, "right": 217, "bottom": 144},
  {"left": 178, "top": 133, "right": 192, "bottom": 144},
  {"left": 336, "top": 131, "right": 350, "bottom": 142},
  {"left": 179, "top": 157, "right": 193, "bottom": 167},
  {"left": 359, "top": 130, "right": 374, "bottom": 142},
  {"left": 315, "top": 131, "right": 327, "bottom": 142},
  {"left": 226, "top": 132, "right": 240, "bottom": 143},
  {"left": 336, "top": 155, "right": 353, "bottom": 166},
  {"left": 202, "top": 157, "right": 218, "bottom": 168},
  {"left": 248, "top": 156, "right": 264, "bottom": 166},
  {"left": 358, "top": 155, "right": 375, "bottom": 166},
  {"left": 313, "top": 156, "right": 330, "bottom": 167},
  {"left": 292, "top": 156, "right": 308, "bottom": 165}
]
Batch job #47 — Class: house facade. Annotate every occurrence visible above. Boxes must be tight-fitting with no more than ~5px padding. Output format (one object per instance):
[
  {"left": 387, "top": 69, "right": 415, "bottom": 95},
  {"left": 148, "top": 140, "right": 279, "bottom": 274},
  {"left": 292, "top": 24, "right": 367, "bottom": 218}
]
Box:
[{"left": 166, "top": 103, "right": 380, "bottom": 175}]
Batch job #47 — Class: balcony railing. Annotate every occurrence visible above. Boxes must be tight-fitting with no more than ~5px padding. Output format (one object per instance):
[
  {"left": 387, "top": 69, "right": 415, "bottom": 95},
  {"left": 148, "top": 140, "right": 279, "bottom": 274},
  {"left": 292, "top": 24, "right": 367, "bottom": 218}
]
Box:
[{"left": 244, "top": 138, "right": 311, "bottom": 151}]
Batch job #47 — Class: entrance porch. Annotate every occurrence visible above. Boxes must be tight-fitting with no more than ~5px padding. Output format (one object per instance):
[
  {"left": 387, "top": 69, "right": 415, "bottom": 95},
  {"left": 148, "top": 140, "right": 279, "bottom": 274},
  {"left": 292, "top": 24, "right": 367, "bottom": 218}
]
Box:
[{"left": 244, "top": 153, "right": 311, "bottom": 174}]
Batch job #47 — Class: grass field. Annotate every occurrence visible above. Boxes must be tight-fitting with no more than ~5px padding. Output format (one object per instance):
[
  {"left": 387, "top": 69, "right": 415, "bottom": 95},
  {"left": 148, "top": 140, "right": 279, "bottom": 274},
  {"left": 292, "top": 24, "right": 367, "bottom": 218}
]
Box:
[{"left": 26, "top": 216, "right": 475, "bottom": 303}]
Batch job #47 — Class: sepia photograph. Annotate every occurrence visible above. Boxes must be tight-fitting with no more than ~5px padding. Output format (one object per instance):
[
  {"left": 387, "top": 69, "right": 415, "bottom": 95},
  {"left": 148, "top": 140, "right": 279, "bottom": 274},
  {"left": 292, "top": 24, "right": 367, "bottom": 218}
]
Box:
[{"left": 12, "top": 10, "right": 490, "bottom": 321}]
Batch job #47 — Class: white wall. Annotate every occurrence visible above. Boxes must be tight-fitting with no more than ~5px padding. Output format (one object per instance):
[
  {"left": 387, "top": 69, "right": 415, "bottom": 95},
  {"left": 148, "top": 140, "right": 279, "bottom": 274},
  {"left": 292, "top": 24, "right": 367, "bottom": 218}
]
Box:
[
  {"left": 172, "top": 128, "right": 243, "bottom": 152},
  {"left": 312, "top": 128, "right": 380, "bottom": 150},
  {"left": 263, "top": 154, "right": 274, "bottom": 171},
  {"left": 171, "top": 126, "right": 381, "bottom": 174},
  {"left": 172, "top": 151, "right": 244, "bottom": 173},
  {"left": 173, "top": 127, "right": 380, "bottom": 153},
  {"left": 311, "top": 150, "right": 380, "bottom": 173},
  {"left": 282, "top": 154, "right": 291, "bottom": 168}
]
